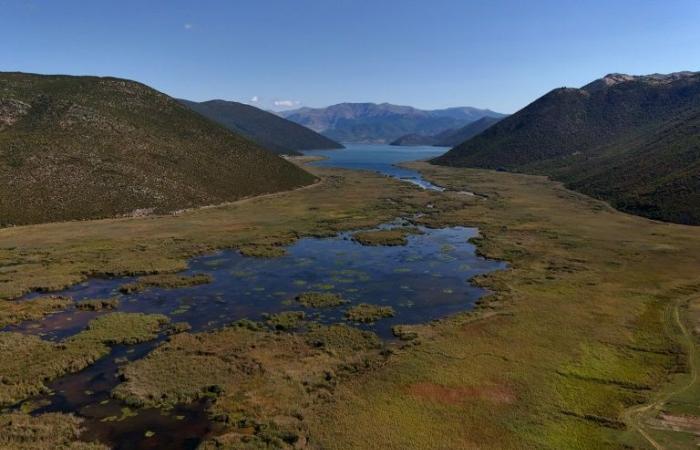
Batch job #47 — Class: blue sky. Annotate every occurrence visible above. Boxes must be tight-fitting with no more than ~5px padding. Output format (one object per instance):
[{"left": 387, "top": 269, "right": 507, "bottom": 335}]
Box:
[{"left": 2, "top": 0, "right": 699, "bottom": 113}]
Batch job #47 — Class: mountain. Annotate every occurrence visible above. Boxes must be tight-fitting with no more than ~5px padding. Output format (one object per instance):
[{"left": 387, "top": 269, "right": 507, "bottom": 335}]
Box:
[
  {"left": 179, "top": 99, "right": 343, "bottom": 155},
  {"left": 0, "top": 72, "right": 316, "bottom": 226},
  {"left": 433, "top": 71, "right": 700, "bottom": 225},
  {"left": 279, "top": 102, "right": 505, "bottom": 144},
  {"left": 391, "top": 116, "right": 503, "bottom": 147},
  {"left": 389, "top": 133, "right": 437, "bottom": 146}
]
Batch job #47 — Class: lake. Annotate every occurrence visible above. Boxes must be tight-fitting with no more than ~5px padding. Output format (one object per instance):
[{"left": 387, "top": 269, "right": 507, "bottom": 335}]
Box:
[{"left": 303, "top": 143, "right": 449, "bottom": 190}]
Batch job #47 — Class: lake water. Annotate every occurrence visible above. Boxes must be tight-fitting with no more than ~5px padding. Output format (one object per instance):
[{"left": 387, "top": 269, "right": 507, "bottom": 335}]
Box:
[
  {"left": 5, "top": 143, "right": 505, "bottom": 450},
  {"left": 303, "top": 143, "right": 448, "bottom": 190}
]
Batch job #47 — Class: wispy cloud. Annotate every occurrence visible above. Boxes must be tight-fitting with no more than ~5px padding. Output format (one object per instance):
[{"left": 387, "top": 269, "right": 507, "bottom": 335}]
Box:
[
  {"left": 273, "top": 99, "right": 300, "bottom": 108},
  {"left": 184, "top": 23, "right": 193, "bottom": 30},
  {"left": 250, "top": 95, "right": 259, "bottom": 103}
]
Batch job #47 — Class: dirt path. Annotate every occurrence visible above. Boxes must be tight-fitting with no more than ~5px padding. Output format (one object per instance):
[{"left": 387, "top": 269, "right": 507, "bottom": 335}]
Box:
[{"left": 622, "top": 296, "right": 699, "bottom": 449}]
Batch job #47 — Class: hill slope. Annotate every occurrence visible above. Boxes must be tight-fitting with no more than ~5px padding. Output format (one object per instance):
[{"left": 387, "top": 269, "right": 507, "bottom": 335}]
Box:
[
  {"left": 179, "top": 99, "right": 343, "bottom": 155},
  {"left": 433, "top": 72, "right": 700, "bottom": 225},
  {"left": 280, "top": 102, "right": 505, "bottom": 144},
  {"left": 391, "top": 116, "right": 502, "bottom": 147},
  {"left": 0, "top": 72, "right": 316, "bottom": 226}
]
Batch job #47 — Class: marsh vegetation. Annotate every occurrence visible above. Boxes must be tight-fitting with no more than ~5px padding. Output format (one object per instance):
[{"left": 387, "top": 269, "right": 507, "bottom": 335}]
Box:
[{"left": 1, "top": 161, "right": 699, "bottom": 449}]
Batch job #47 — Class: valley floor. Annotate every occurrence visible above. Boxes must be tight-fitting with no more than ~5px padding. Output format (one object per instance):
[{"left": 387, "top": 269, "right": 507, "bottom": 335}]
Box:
[{"left": 1, "top": 161, "right": 700, "bottom": 449}]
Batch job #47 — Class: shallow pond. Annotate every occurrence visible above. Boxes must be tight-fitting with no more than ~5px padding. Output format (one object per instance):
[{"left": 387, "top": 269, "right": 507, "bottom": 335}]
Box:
[{"left": 303, "top": 143, "right": 448, "bottom": 190}]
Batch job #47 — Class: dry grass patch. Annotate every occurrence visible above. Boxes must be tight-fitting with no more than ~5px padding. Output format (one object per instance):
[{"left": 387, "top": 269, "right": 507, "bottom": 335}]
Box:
[
  {"left": 113, "top": 322, "right": 384, "bottom": 448},
  {"left": 408, "top": 382, "right": 516, "bottom": 406},
  {"left": 0, "top": 412, "right": 107, "bottom": 450},
  {"left": 0, "top": 295, "right": 71, "bottom": 328}
]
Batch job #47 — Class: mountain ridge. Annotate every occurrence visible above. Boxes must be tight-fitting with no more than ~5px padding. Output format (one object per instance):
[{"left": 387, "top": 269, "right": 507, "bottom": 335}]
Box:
[
  {"left": 279, "top": 102, "right": 505, "bottom": 143},
  {"left": 179, "top": 99, "right": 343, "bottom": 155},
  {"left": 433, "top": 71, "right": 700, "bottom": 225},
  {"left": 391, "top": 116, "right": 503, "bottom": 147}
]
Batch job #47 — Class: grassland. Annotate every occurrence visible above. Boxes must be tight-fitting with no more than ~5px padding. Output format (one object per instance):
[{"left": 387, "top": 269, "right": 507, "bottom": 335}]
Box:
[
  {"left": 1, "top": 162, "right": 699, "bottom": 448},
  {"left": 113, "top": 323, "right": 384, "bottom": 448},
  {"left": 306, "top": 162, "right": 700, "bottom": 449}
]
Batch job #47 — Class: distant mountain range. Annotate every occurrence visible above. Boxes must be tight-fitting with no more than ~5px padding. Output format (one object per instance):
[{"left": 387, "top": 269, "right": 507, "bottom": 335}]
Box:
[
  {"left": 279, "top": 102, "right": 506, "bottom": 144},
  {"left": 434, "top": 71, "right": 700, "bottom": 225},
  {"left": 0, "top": 72, "right": 315, "bottom": 226},
  {"left": 390, "top": 116, "right": 503, "bottom": 147},
  {"left": 179, "top": 99, "right": 343, "bottom": 155}
]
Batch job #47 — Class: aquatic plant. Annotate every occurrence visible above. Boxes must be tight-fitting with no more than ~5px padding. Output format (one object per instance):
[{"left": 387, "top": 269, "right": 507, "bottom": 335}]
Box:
[
  {"left": 238, "top": 245, "right": 286, "bottom": 258},
  {"left": 263, "top": 311, "right": 306, "bottom": 331},
  {"left": 70, "top": 312, "right": 170, "bottom": 346},
  {"left": 295, "top": 292, "right": 347, "bottom": 308},
  {"left": 344, "top": 303, "right": 395, "bottom": 323},
  {"left": 118, "top": 273, "right": 213, "bottom": 294},
  {"left": 75, "top": 298, "right": 120, "bottom": 311},
  {"left": 351, "top": 227, "right": 423, "bottom": 246}
]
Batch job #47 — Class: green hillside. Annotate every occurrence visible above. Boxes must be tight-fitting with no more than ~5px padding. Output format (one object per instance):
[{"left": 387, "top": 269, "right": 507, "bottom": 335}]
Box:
[
  {"left": 0, "top": 72, "right": 316, "bottom": 226},
  {"left": 179, "top": 99, "right": 343, "bottom": 155},
  {"left": 433, "top": 72, "right": 700, "bottom": 224}
]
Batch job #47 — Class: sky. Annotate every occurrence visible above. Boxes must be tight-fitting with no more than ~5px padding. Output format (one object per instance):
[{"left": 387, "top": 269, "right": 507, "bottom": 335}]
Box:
[{"left": 2, "top": 0, "right": 700, "bottom": 113}]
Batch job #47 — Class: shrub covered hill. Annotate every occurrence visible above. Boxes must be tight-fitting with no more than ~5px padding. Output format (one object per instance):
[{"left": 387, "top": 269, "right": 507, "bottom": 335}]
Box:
[
  {"left": 179, "top": 99, "right": 343, "bottom": 155},
  {"left": 433, "top": 71, "right": 700, "bottom": 225},
  {"left": 0, "top": 72, "right": 316, "bottom": 226}
]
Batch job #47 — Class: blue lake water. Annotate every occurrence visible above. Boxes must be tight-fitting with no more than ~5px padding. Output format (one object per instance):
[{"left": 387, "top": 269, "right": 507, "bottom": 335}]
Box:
[{"left": 303, "top": 143, "right": 448, "bottom": 190}]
